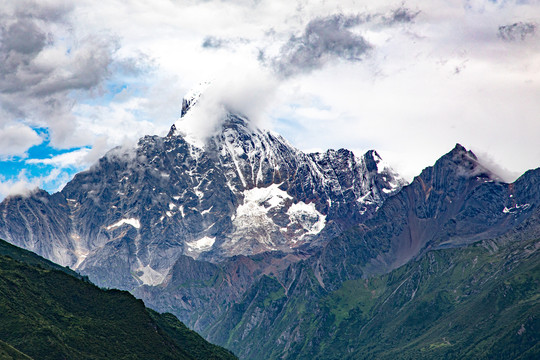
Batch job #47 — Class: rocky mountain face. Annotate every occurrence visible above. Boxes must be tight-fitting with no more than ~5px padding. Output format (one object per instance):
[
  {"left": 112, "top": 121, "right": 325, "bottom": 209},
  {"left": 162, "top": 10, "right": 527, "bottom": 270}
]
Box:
[
  {"left": 131, "top": 144, "right": 540, "bottom": 360},
  {"left": 315, "top": 144, "right": 538, "bottom": 288},
  {"left": 0, "top": 91, "right": 405, "bottom": 291},
  {"left": 186, "top": 145, "right": 540, "bottom": 359},
  {"left": 1, "top": 88, "right": 539, "bottom": 359}
]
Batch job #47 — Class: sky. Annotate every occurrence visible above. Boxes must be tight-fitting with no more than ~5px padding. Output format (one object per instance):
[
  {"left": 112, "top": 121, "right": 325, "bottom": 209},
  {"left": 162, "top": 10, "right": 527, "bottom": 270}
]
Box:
[{"left": 1, "top": 0, "right": 539, "bottom": 199}]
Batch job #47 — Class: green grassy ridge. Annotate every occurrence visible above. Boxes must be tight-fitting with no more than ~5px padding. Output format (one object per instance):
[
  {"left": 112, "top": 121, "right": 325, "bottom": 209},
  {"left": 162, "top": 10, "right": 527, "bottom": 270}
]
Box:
[
  {"left": 309, "top": 237, "right": 540, "bottom": 359},
  {"left": 149, "top": 310, "right": 237, "bottom": 360},
  {"left": 0, "top": 339, "right": 32, "bottom": 360},
  {"left": 0, "top": 237, "right": 82, "bottom": 279},
  {"left": 214, "top": 234, "right": 539, "bottom": 359},
  {"left": 0, "top": 239, "right": 237, "bottom": 360}
]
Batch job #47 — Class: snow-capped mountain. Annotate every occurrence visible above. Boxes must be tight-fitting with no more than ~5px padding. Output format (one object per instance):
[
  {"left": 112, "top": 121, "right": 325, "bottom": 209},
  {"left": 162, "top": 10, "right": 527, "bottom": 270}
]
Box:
[
  {"left": 0, "top": 88, "right": 405, "bottom": 290},
  {"left": 1, "top": 87, "right": 539, "bottom": 360}
]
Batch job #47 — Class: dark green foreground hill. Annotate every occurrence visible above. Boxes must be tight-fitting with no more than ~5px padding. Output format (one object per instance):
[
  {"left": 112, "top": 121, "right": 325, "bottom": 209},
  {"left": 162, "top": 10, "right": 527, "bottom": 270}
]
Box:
[{"left": 0, "top": 239, "right": 237, "bottom": 360}]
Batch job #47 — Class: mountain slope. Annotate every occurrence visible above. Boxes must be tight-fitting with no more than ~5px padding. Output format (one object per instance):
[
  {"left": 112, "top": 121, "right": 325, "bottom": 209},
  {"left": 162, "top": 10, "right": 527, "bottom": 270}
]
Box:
[
  {"left": 314, "top": 235, "right": 539, "bottom": 360},
  {"left": 202, "top": 211, "right": 540, "bottom": 359},
  {"left": 0, "top": 340, "right": 32, "bottom": 360},
  {"left": 316, "top": 144, "right": 538, "bottom": 289},
  {"left": 0, "top": 238, "right": 237, "bottom": 360},
  {"left": 183, "top": 145, "right": 540, "bottom": 359},
  {"left": 0, "top": 92, "right": 404, "bottom": 292}
]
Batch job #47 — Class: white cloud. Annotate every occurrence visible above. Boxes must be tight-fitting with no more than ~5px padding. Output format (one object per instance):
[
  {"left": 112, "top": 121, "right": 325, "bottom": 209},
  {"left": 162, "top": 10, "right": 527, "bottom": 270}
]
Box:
[
  {"left": 1, "top": 0, "right": 539, "bottom": 193},
  {"left": 174, "top": 63, "right": 279, "bottom": 145},
  {"left": 0, "top": 123, "right": 43, "bottom": 159},
  {"left": 0, "top": 167, "right": 75, "bottom": 200},
  {"left": 0, "top": 170, "right": 42, "bottom": 199},
  {"left": 26, "top": 147, "right": 91, "bottom": 167}
]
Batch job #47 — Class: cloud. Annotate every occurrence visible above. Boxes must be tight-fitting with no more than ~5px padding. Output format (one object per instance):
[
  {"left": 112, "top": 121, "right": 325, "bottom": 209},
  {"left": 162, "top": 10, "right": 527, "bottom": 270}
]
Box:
[
  {"left": 174, "top": 64, "right": 279, "bottom": 145},
  {"left": 498, "top": 22, "right": 536, "bottom": 41},
  {"left": 26, "top": 147, "right": 91, "bottom": 167},
  {"left": 471, "top": 149, "right": 522, "bottom": 183},
  {"left": 263, "top": 6, "right": 419, "bottom": 79},
  {"left": 382, "top": 5, "right": 420, "bottom": 25},
  {"left": 0, "top": 172, "right": 40, "bottom": 199},
  {"left": 269, "top": 14, "right": 372, "bottom": 78},
  {"left": 201, "top": 36, "right": 249, "bottom": 49},
  {"left": 0, "top": 123, "right": 43, "bottom": 159},
  {"left": 0, "top": 0, "right": 150, "bottom": 150},
  {"left": 0, "top": 165, "right": 77, "bottom": 200},
  {"left": 0, "top": 147, "right": 94, "bottom": 200}
]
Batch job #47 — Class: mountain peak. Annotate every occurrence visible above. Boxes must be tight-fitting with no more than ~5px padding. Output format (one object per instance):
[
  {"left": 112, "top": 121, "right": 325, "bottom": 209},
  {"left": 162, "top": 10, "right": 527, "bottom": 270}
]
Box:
[
  {"left": 169, "top": 82, "right": 257, "bottom": 148},
  {"left": 363, "top": 150, "right": 382, "bottom": 172},
  {"left": 447, "top": 143, "right": 480, "bottom": 162},
  {"left": 420, "top": 143, "right": 502, "bottom": 186},
  {"left": 446, "top": 144, "right": 490, "bottom": 176},
  {"left": 181, "top": 81, "right": 211, "bottom": 117},
  {"left": 451, "top": 143, "right": 467, "bottom": 153}
]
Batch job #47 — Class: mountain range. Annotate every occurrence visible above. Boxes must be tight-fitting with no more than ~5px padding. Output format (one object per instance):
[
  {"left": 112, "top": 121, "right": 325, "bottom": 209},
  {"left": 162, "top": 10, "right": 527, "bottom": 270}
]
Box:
[
  {"left": 0, "top": 89, "right": 538, "bottom": 359},
  {"left": 0, "top": 90, "right": 405, "bottom": 290}
]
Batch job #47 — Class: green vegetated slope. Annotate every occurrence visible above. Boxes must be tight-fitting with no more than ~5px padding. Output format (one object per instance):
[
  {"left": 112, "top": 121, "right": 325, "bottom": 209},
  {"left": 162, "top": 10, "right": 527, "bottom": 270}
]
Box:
[
  {"left": 211, "top": 232, "right": 539, "bottom": 360},
  {"left": 0, "top": 239, "right": 237, "bottom": 360},
  {"left": 0, "top": 237, "right": 82, "bottom": 278},
  {"left": 0, "top": 339, "right": 32, "bottom": 360},
  {"left": 317, "top": 238, "right": 540, "bottom": 360}
]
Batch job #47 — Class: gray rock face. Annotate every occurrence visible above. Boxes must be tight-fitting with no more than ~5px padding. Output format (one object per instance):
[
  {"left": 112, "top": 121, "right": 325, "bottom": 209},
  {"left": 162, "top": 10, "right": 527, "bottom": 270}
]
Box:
[
  {"left": 189, "top": 145, "right": 540, "bottom": 360},
  {"left": 315, "top": 144, "right": 540, "bottom": 290},
  {"left": 0, "top": 97, "right": 405, "bottom": 290}
]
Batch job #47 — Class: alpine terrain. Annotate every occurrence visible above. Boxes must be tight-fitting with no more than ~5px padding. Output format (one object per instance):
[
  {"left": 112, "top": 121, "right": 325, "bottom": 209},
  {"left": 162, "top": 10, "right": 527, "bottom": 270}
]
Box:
[
  {"left": 0, "top": 88, "right": 538, "bottom": 359},
  {"left": 0, "top": 87, "right": 405, "bottom": 291}
]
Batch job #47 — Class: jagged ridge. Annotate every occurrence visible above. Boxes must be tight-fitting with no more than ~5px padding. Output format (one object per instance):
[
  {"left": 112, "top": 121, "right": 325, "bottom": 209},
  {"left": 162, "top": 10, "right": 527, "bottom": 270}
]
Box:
[{"left": 0, "top": 91, "right": 405, "bottom": 291}]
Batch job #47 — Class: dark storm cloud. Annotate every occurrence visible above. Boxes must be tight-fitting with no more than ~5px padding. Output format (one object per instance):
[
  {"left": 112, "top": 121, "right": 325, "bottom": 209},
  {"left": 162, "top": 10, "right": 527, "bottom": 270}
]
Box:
[
  {"left": 1, "top": 18, "right": 47, "bottom": 55},
  {"left": 498, "top": 22, "right": 537, "bottom": 41},
  {"left": 0, "top": 7, "right": 116, "bottom": 96},
  {"left": 270, "top": 14, "right": 372, "bottom": 78}
]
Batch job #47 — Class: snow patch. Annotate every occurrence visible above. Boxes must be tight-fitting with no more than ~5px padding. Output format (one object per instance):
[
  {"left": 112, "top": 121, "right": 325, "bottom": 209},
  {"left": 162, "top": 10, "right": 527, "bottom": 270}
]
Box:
[
  {"left": 234, "top": 184, "right": 291, "bottom": 226},
  {"left": 201, "top": 206, "right": 213, "bottom": 215},
  {"left": 503, "top": 203, "right": 530, "bottom": 213},
  {"left": 106, "top": 218, "right": 141, "bottom": 230},
  {"left": 137, "top": 265, "right": 166, "bottom": 286},
  {"left": 286, "top": 202, "right": 326, "bottom": 239},
  {"left": 240, "top": 183, "right": 291, "bottom": 211},
  {"left": 186, "top": 236, "right": 216, "bottom": 251}
]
